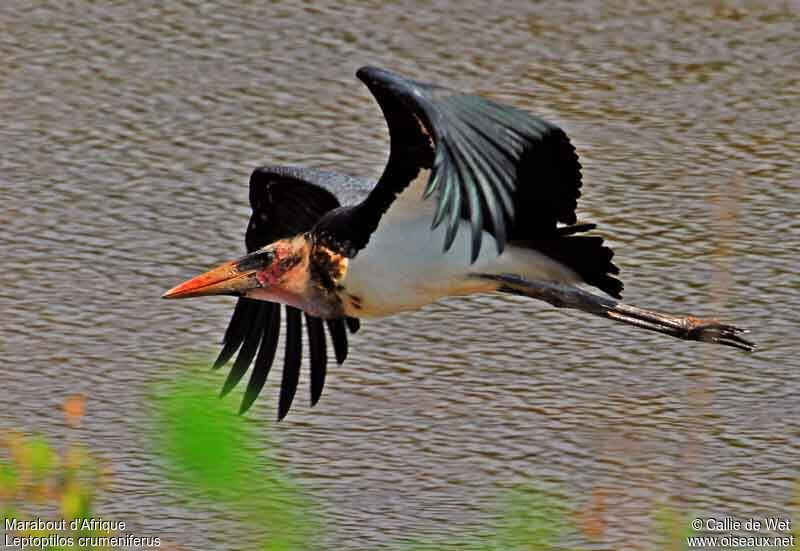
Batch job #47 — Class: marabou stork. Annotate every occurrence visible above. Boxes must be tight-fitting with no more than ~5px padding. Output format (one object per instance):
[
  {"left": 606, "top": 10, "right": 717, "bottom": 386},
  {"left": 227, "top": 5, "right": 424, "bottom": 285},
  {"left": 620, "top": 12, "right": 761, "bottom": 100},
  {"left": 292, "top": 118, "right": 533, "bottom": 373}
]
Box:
[{"left": 164, "top": 67, "right": 754, "bottom": 420}]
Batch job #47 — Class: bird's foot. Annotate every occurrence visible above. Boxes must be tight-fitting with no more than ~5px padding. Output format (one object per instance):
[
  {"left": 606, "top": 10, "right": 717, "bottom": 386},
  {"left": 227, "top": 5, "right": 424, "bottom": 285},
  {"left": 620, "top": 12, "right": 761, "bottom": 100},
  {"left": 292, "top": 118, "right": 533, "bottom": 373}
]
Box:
[{"left": 684, "top": 317, "right": 756, "bottom": 352}]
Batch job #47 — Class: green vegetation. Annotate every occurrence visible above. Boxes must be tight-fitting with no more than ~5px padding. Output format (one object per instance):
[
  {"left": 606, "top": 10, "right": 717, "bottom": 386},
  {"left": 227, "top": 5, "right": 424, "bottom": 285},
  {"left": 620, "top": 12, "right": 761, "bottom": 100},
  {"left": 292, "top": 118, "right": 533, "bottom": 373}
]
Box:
[
  {"left": 151, "top": 367, "right": 317, "bottom": 550},
  {"left": 0, "top": 425, "right": 113, "bottom": 550},
  {"left": 2, "top": 365, "right": 789, "bottom": 550}
]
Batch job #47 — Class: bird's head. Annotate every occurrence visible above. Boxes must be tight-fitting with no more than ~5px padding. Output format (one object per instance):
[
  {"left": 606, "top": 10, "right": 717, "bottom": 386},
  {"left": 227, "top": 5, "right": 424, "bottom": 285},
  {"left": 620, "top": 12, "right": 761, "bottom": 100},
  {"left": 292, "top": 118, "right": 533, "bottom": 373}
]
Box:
[{"left": 162, "top": 236, "right": 310, "bottom": 300}]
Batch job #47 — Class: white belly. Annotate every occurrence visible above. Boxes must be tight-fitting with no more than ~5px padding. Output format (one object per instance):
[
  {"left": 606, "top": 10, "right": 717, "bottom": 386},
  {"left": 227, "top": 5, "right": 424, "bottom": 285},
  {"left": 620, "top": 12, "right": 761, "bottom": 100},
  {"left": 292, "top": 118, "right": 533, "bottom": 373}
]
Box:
[
  {"left": 340, "top": 217, "right": 579, "bottom": 318},
  {"left": 339, "top": 168, "right": 580, "bottom": 318}
]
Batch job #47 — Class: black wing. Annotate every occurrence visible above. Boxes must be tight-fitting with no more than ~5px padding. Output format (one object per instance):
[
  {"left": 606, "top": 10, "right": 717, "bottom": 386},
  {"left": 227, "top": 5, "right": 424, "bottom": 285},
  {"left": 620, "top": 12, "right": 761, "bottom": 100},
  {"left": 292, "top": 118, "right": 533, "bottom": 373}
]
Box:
[
  {"left": 215, "top": 166, "right": 360, "bottom": 420},
  {"left": 352, "top": 66, "right": 584, "bottom": 263}
]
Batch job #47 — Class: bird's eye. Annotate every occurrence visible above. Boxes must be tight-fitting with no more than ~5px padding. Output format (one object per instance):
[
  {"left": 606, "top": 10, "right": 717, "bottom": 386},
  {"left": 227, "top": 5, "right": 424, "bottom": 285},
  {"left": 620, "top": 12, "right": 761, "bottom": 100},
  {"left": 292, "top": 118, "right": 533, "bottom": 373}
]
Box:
[{"left": 237, "top": 250, "right": 274, "bottom": 271}]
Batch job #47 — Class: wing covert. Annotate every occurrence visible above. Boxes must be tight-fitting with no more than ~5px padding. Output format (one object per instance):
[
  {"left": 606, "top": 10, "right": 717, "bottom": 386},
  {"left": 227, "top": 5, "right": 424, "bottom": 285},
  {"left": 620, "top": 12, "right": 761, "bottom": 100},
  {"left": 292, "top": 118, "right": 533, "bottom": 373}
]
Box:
[{"left": 354, "top": 66, "right": 584, "bottom": 262}]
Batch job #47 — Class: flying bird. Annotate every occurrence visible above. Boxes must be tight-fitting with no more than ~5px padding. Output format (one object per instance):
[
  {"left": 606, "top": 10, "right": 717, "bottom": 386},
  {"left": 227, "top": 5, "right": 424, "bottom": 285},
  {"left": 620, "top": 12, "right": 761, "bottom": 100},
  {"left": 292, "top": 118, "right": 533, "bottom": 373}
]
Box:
[{"left": 164, "top": 66, "right": 754, "bottom": 420}]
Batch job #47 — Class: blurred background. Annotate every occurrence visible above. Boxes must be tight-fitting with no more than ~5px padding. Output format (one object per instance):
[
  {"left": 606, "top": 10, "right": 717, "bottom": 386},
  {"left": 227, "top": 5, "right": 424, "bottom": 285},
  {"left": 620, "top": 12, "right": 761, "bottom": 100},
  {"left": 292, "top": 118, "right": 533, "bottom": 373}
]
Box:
[{"left": 1, "top": 0, "right": 798, "bottom": 549}]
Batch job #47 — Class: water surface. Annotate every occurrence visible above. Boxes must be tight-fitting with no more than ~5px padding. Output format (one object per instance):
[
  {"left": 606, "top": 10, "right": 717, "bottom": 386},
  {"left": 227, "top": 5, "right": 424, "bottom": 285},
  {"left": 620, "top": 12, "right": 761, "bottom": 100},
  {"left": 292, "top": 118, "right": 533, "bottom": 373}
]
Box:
[{"left": 1, "top": 1, "right": 798, "bottom": 549}]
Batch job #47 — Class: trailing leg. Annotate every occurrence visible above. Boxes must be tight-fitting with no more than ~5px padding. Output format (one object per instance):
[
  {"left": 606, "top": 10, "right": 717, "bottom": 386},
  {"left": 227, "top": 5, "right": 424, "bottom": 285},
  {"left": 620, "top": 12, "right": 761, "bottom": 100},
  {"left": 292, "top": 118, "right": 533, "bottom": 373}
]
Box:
[{"left": 476, "top": 274, "right": 755, "bottom": 352}]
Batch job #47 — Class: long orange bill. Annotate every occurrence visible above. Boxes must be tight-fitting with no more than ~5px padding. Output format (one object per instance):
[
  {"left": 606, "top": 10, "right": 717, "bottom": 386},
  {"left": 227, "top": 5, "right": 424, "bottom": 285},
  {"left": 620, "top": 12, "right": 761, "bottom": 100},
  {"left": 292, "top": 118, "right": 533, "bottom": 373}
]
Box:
[{"left": 162, "top": 259, "right": 259, "bottom": 299}]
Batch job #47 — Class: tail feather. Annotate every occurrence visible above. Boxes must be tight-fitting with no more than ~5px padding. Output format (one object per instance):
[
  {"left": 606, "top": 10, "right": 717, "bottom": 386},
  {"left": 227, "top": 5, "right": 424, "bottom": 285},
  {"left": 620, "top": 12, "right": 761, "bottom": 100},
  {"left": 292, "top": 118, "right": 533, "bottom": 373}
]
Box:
[{"left": 513, "top": 226, "right": 623, "bottom": 299}]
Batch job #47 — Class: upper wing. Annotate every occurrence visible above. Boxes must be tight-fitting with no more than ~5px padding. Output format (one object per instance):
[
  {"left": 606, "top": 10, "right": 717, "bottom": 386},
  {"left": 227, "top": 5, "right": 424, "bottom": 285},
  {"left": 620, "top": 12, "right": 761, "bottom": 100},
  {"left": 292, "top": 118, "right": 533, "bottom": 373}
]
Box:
[
  {"left": 215, "top": 166, "right": 360, "bottom": 420},
  {"left": 352, "top": 66, "right": 583, "bottom": 262}
]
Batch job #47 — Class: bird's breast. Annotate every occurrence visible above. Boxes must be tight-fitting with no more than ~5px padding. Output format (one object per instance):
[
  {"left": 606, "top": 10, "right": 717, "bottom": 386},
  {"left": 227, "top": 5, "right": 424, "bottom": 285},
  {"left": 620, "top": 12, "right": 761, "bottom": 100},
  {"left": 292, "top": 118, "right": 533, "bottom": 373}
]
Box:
[
  {"left": 309, "top": 243, "right": 349, "bottom": 290},
  {"left": 337, "top": 218, "right": 495, "bottom": 318},
  {"left": 301, "top": 242, "right": 351, "bottom": 318}
]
